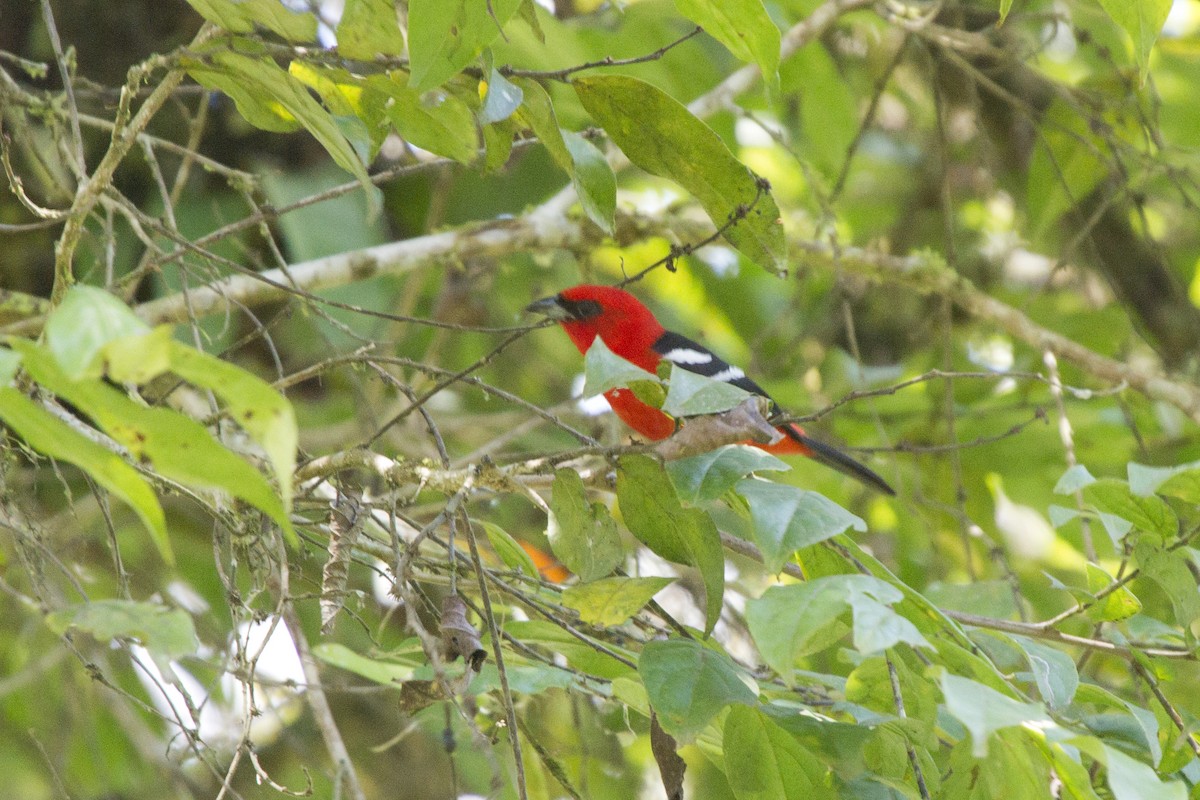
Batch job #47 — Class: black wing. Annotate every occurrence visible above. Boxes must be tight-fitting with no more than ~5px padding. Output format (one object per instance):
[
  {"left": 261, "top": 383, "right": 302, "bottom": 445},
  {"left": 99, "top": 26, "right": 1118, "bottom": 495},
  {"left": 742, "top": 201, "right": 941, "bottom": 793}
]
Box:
[{"left": 651, "top": 331, "right": 776, "bottom": 403}]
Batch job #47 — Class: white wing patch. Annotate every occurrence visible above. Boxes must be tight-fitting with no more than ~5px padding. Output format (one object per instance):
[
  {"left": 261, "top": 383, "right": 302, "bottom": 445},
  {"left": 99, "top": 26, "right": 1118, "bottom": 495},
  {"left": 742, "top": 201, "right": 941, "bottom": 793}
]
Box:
[
  {"left": 662, "top": 347, "right": 713, "bottom": 365},
  {"left": 709, "top": 366, "right": 746, "bottom": 383}
]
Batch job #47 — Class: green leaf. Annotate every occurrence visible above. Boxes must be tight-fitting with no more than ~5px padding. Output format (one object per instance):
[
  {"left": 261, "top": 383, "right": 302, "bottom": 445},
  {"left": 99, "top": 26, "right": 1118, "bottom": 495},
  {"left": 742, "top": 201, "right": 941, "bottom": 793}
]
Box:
[
  {"left": 1085, "top": 563, "right": 1141, "bottom": 622},
  {"left": 673, "top": 0, "right": 780, "bottom": 92},
  {"left": 513, "top": 78, "right": 572, "bottom": 173},
  {"left": 0, "top": 348, "right": 19, "bottom": 384},
  {"left": 407, "top": 0, "right": 523, "bottom": 91},
  {"left": 1134, "top": 538, "right": 1200, "bottom": 629},
  {"left": 13, "top": 340, "right": 295, "bottom": 546},
  {"left": 44, "top": 285, "right": 150, "bottom": 380},
  {"left": 101, "top": 326, "right": 174, "bottom": 385},
  {"left": 1011, "top": 635, "right": 1078, "bottom": 711},
  {"left": 638, "top": 639, "right": 756, "bottom": 742},
  {"left": 1128, "top": 459, "right": 1200, "bottom": 504},
  {"left": 746, "top": 580, "right": 850, "bottom": 680},
  {"left": 1070, "top": 737, "right": 1186, "bottom": 800},
  {"left": 47, "top": 600, "right": 197, "bottom": 659},
  {"left": 165, "top": 341, "right": 297, "bottom": 510},
  {"left": 0, "top": 385, "right": 171, "bottom": 564},
  {"left": 1082, "top": 478, "right": 1175, "bottom": 540},
  {"left": 366, "top": 72, "right": 481, "bottom": 165},
  {"left": 1094, "top": 0, "right": 1172, "bottom": 79},
  {"left": 616, "top": 455, "right": 724, "bottom": 633},
  {"left": 998, "top": 0, "right": 1013, "bottom": 24},
  {"left": 505, "top": 620, "right": 635, "bottom": 680},
  {"left": 746, "top": 576, "right": 929, "bottom": 678},
  {"left": 186, "top": 51, "right": 373, "bottom": 201},
  {"left": 512, "top": 79, "right": 614, "bottom": 233},
  {"left": 184, "top": 0, "right": 317, "bottom": 41},
  {"left": 582, "top": 336, "right": 660, "bottom": 398},
  {"left": 562, "top": 576, "right": 674, "bottom": 627},
  {"left": 1027, "top": 98, "right": 1111, "bottom": 236},
  {"left": 336, "top": 0, "right": 405, "bottom": 59},
  {"left": 735, "top": 480, "right": 865, "bottom": 573},
  {"left": 480, "top": 68, "right": 523, "bottom": 124},
  {"left": 563, "top": 130, "right": 616, "bottom": 234},
  {"left": 574, "top": 75, "right": 785, "bottom": 272},
  {"left": 723, "top": 706, "right": 835, "bottom": 800},
  {"left": 940, "top": 673, "right": 1051, "bottom": 757},
  {"left": 666, "top": 445, "right": 788, "bottom": 503},
  {"left": 474, "top": 519, "right": 541, "bottom": 578},
  {"left": 1054, "top": 464, "right": 1096, "bottom": 494},
  {"left": 314, "top": 641, "right": 420, "bottom": 684},
  {"left": 662, "top": 364, "right": 753, "bottom": 418},
  {"left": 548, "top": 468, "right": 623, "bottom": 581}
]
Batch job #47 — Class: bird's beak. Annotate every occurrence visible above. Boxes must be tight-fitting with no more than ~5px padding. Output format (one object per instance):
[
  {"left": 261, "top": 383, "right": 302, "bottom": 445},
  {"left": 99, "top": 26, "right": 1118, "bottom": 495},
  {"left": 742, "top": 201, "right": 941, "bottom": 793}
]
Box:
[{"left": 524, "top": 295, "right": 571, "bottom": 321}]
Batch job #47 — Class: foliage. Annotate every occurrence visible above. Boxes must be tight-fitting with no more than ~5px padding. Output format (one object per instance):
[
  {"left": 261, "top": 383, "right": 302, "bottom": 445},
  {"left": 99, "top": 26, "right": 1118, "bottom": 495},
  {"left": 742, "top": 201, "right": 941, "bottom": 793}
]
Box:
[{"left": 1, "top": 0, "right": 1200, "bottom": 799}]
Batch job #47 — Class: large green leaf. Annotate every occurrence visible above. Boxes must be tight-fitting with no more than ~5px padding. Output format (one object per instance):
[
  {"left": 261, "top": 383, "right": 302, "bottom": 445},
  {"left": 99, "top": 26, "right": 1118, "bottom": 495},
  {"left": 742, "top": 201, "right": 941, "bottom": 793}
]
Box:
[
  {"left": 582, "top": 337, "right": 660, "bottom": 398},
  {"left": 186, "top": 51, "right": 372, "bottom": 197},
  {"left": 940, "top": 673, "right": 1050, "bottom": 757},
  {"left": 1081, "top": 478, "right": 1175, "bottom": 540},
  {"left": 0, "top": 384, "right": 171, "bottom": 564},
  {"left": 666, "top": 445, "right": 788, "bottom": 503},
  {"left": 1128, "top": 459, "right": 1200, "bottom": 504},
  {"left": 723, "top": 706, "right": 835, "bottom": 800},
  {"left": 574, "top": 75, "right": 785, "bottom": 272},
  {"left": 562, "top": 577, "right": 674, "bottom": 627},
  {"left": 365, "top": 72, "right": 481, "bottom": 165},
  {"left": 407, "top": 0, "right": 523, "bottom": 91},
  {"left": 514, "top": 79, "right": 614, "bottom": 233},
  {"left": 336, "top": 0, "right": 405, "bottom": 59},
  {"left": 164, "top": 341, "right": 297, "bottom": 510},
  {"left": 674, "top": 0, "right": 779, "bottom": 92},
  {"left": 638, "top": 639, "right": 756, "bottom": 742},
  {"left": 184, "top": 0, "right": 317, "bottom": 41},
  {"left": 1134, "top": 538, "right": 1200, "bottom": 629},
  {"left": 12, "top": 341, "right": 295, "bottom": 546},
  {"left": 662, "top": 364, "right": 753, "bottom": 418},
  {"left": 47, "top": 600, "right": 198, "bottom": 659},
  {"left": 735, "top": 480, "right": 865, "bottom": 573},
  {"left": 548, "top": 468, "right": 623, "bottom": 582},
  {"left": 746, "top": 575, "right": 930, "bottom": 680},
  {"left": 44, "top": 286, "right": 151, "bottom": 379},
  {"left": 616, "top": 455, "right": 724, "bottom": 633},
  {"left": 1070, "top": 736, "right": 1186, "bottom": 800},
  {"left": 1095, "top": 0, "right": 1172, "bottom": 79}
]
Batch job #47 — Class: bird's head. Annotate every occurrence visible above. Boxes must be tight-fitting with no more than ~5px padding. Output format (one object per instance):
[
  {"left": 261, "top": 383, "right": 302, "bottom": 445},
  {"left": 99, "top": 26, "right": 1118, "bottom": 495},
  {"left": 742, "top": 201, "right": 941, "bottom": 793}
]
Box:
[{"left": 525, "top": 285, "right": 665, "bottom": 368}]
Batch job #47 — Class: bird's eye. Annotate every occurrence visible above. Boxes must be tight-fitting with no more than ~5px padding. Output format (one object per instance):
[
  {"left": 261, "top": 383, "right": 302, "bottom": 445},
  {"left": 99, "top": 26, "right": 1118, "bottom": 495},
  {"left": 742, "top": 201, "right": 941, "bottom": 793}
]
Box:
[{"left": 562, "top": 298, "right": 602, "bottom": 320}]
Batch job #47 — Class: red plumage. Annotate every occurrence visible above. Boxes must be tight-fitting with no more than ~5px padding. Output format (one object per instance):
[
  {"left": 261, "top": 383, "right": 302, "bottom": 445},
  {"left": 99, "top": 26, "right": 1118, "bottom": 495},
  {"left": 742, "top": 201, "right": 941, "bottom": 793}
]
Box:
[{"left": 528, "top": 284, "right": 893, "bottom": 494}]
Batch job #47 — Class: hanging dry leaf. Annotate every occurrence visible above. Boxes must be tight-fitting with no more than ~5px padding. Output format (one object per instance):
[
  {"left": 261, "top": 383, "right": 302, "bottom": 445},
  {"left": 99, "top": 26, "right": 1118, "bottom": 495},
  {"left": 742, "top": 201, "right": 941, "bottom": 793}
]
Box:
[{"left": 440, "top": 594, "right": 486, "bottom": 671}]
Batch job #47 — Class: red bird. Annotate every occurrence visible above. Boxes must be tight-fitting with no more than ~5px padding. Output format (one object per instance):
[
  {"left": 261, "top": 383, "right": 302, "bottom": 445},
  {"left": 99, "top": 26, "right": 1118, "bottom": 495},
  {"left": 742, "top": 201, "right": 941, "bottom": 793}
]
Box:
[{"left": 527, "top": 284, "right": 894, "bottom": 494}]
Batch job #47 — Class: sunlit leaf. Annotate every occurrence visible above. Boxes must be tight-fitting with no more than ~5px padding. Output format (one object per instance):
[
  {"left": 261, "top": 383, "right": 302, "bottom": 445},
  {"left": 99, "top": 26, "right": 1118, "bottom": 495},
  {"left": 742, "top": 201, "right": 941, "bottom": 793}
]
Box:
[
  {"left": 562, "top": 576, "right": 674, "bottom": 627},
  {"left": 0, "top": 384, "right": 170, "bottom": 564},
  {"left": 184, "top": 0, "right": 317, "bottom": 41},
  {"left": 736, "top": 480, "right": 865, "bottom": 573},
  {"left": 941, "top": 673, "right": 1051, "bottom": 757},
  {"left": 336, "top": 0, "right": 404, "bottom": 59},
  {"left": 407, "top": 0, "right": 523, "bottom": 91},
  {"left": 574, "top": 75, "right": 785, "bottom": 272}
]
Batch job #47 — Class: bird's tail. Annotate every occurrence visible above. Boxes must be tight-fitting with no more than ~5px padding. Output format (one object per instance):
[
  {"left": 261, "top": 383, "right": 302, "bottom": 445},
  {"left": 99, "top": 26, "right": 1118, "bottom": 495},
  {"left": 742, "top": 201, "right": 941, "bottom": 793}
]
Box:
[{"left": 776, "top": 424, "right": 895, "bottom": 495}]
